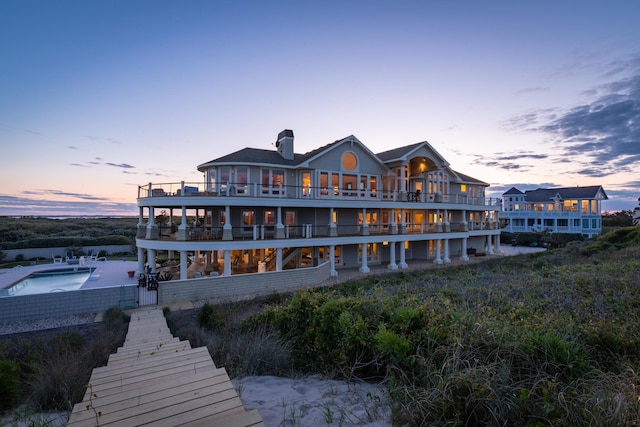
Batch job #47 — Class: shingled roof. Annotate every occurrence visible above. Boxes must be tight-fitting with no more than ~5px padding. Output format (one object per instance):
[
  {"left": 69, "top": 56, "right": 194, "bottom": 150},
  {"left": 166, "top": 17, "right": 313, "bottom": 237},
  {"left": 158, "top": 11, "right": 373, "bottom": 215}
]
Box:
[
  {"left": 503, "top": 187, "right": 525, "bottom": 195},
  {"left": 376, "top": 142, "right": 424, "bottom": 162},
  {"left": 453, "top": 170, "right": 489, "bottom": 186},
  {"left": 524, "top": 186, "right": 608, "bottom": 202},
  {"left": 197, "top": 138, "right": 346, "bottom": 170}
]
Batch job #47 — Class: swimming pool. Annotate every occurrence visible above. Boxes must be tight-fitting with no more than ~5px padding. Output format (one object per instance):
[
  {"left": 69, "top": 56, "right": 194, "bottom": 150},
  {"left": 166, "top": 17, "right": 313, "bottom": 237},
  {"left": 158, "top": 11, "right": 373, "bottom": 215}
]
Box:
[{"left": 1, "top": 267, "right": 94, "bottom": 297}]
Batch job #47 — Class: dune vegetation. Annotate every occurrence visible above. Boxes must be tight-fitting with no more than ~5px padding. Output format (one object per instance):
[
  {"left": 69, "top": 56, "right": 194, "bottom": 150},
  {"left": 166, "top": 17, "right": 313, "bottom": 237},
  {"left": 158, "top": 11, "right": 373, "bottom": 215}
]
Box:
[
  {"left": 166, "top": 226, "right": 640, "bottom": 426},
  {"left": 1, "top": 226, "right": 639, "bottom": 426}
]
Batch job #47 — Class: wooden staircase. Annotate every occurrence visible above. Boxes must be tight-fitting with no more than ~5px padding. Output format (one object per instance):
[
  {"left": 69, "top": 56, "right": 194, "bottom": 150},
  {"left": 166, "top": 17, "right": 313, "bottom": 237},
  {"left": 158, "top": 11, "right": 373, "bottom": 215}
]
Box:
[{"left": 67, "top": 307, "right": 264, "bottom": 426}]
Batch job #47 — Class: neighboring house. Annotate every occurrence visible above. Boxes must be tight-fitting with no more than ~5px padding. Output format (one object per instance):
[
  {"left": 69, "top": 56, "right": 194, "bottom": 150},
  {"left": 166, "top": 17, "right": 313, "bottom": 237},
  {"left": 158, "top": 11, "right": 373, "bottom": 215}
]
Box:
[
  {"left": 500, "top": 185, "right": 608, "bottom": 238},
  {"left": 135, "top": 130, "right": 501, "bottom": 280}
]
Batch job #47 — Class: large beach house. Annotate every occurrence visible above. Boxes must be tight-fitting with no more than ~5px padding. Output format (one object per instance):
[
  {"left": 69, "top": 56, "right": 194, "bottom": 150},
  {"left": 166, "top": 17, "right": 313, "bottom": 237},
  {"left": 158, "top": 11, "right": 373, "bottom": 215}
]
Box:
[
  {"left": 500, "top": 186, "right": 608, "bottom": 238},
  {"left": 135, "top": 130, "right": 501, "bottom": 280}
]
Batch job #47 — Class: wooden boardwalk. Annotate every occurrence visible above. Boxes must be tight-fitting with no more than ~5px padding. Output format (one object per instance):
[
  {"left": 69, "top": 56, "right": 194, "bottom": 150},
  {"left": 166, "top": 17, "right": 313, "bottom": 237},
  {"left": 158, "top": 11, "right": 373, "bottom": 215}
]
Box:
[{"left": 67, "top": 307, "right": 264, "bottom": 427}]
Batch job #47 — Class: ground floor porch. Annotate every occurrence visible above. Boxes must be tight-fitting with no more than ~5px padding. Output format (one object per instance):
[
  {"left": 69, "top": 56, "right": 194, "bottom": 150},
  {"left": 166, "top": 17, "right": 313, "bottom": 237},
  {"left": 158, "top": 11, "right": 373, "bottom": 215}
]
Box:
[{"left": 136, "top": 234, "right": 503, "bottom": 282}]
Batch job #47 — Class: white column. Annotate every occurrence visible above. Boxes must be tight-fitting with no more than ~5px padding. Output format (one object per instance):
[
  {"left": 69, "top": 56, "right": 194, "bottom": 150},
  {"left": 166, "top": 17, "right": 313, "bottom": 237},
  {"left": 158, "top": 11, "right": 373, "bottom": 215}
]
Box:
[
  {"left": 136, "top": 207, "right": 146, "bottom": 238},
  {"left": 137, "top": 247, "right": 145, "bottom": 275},
  {"left": 487, "top": 234, "right": 494, "bottom": 255},
  {"left": 330, "top": 245, "right": 337, "bottom": 277},
  {"left": 390, "top": 208, "right": 397, "bottom": 234},
  {"left": 148, "top": 249, "right": 156, "bottom": 273},
  {"left": 388, "top": 242, "right": 398, "bottom": 270},
  {"left": 145, "top": 207, "right": 159, "bottom": 239},
  {"left": 222, "top": 205, "right": 233, "bottom": 240},
  {"left": 359, "top": 244, "right": 370, "bottom": 273},
  {"left": 399, "top": 208, "right": 406, "bottom": 234},
  {"left": 444, "top": 209, "right": 450, "bottom": 232},
  {"left": 180, "top": 250, "right": 188, "bottom": 279},
  {"left": 399, "top": 241, "right": 408, "bottom": 269},
  {"left": 361, "top": 208, "right": 369, "bottom": 235},
  {"left": 329, "top": 208, "right": 337, "bottom": 237},
  {"left": 434, "top": 239, "right": 443, "bottom": 265},
  {"left": 275, "top": 206, "right": 285, "bottom": 239},
  {"left": 178, "top": 205, "right": 188, "bottom": 240},
  {"left": 495, "top": 234, "right": 502, "bottom": 254},
  {"left": 443, "top": 238, "right": 451, "bottom": 264},
  {"left": 223, "top": 250, "right": 231, "bottom": 276},
  {"left": 276, "top": 248, "right": 283, "bottom": 271},
  {"left": 462, "top": 238, "right": 469, "bottom": 261}
]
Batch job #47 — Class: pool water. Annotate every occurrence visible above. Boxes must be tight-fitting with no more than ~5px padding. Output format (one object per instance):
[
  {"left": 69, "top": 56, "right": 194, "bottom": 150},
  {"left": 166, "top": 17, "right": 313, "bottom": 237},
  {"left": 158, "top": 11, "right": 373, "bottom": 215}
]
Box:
[{"left": 1, "top": 268, "right": 93, "bottom": 297}]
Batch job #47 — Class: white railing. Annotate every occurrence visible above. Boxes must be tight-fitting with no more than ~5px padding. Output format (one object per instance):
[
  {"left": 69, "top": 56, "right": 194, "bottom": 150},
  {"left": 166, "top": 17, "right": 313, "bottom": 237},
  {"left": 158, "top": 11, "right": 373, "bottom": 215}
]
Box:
[{"left": 138, "top": 181, "right": 501, "bottom": 207}]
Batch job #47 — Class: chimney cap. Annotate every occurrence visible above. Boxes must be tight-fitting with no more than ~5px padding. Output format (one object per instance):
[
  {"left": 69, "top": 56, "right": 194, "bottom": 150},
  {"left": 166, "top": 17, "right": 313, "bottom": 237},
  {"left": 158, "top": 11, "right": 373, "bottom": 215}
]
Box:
[{"left": 277, "top": 129, "right": 294, "bottom": 140}]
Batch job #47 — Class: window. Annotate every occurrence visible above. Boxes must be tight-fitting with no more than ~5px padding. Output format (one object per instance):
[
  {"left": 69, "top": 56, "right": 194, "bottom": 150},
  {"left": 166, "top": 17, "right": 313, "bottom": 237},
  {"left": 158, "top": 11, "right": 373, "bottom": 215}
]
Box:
[
  {"left": 242, "top": 210, "right": 254, "bottom": 231},
  {"left": 208, "top": 168, "right": 217, "bottom": 192},
  {"left": 262, "top": 169, "right": 285, "bottom": 194},
  {"left": 264, "top": 210, "right": 275, "bottom": 225},
  {"left": 220, "top": 167, "right": 231, "bottom": 193},
  {"left": 236, "top": 167, "right": 248, "bottom": 194},
  {"left": 358, "top": 211, "right": 379, "bottom": 231},
  {"left": 286, "top": 211, "right": 296, "bottom": 232},
  {"left": 342, "top": 152, "right": 357, "bottom": 171},
  {"left": 461, "top": 184, "right": 467, "bottom": 192},
  {"left": 358, "top": 243, "right": 379, "bottom": 263},
  {"left": 302, "top": 172, "right": 311, "bottom": 196},
  {"left": 343, "top": 174, "right": 357, "bottom": 196},
  {"left": 320, "top": 172, "right": 329, "bottom": 196},
  {"left": 320, "top": 246, "right": 342, "bottom": 265}
]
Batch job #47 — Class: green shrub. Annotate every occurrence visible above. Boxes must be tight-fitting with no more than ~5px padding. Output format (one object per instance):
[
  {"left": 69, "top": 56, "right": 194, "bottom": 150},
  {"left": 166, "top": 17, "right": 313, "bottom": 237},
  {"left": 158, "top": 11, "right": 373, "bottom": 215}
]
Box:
[
  {"left": 0, "top": 360, "right": 21, "bottom": 410},
  {"left": 14, "top": 254, "right": 24, "bottom": 262},
  {"left": 374, "top": 325, "right": 411, "bottom": 362}
]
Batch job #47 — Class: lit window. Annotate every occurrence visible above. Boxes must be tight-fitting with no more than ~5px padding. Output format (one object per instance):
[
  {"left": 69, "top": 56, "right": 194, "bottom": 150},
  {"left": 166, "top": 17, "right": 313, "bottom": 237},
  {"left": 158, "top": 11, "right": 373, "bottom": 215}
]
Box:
[{"left": 342, "top": 152, "right": 358, "bottom": 171}]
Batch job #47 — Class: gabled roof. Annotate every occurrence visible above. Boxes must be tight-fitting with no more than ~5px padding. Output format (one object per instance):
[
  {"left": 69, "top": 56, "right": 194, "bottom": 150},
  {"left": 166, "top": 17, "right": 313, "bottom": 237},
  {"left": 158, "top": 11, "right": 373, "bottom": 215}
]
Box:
[
  {"left": 295, "top": 135, "right": 386, "bottom": 169},
  {"left": 524, "top": 185, "right": 608, "bottom": 202},
  {"left": 376, "top": 142, "right": 424, "bottom": 162},
  {"left": 376, "top": 140, "right": 449, "bottom": 167},
  {"left": 503, "top": 187, "right": 525, "bottom": 195},
  {"left": 453, "top": 170, "right": 489, "bottom": 186}
]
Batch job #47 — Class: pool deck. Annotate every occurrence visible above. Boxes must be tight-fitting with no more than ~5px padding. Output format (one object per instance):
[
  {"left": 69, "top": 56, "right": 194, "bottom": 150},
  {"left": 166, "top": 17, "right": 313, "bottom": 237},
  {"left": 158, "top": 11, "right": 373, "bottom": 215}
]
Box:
[{"left": 0, "top": 259, "right": 140, "bottom": 292}]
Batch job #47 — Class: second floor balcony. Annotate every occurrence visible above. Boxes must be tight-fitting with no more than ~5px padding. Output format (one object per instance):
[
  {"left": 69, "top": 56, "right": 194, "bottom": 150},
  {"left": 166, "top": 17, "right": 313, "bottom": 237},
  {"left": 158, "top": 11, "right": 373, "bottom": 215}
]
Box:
[
  {"left": 138, "top": 181, "right": 501, "bottom": 207},
  {"left": 138, "top": 219, "right": 499, "bottom": 243}
]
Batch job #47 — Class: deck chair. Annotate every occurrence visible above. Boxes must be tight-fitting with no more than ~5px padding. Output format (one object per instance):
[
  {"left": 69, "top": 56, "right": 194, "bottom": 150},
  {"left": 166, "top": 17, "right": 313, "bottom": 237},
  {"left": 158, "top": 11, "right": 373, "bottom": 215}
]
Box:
[
  {"left": 52, "top": 254, "right": 63, "bottom": 264},
  {"left": 86, "top": 249, "right": 98, "bottom": 261},
  {"left": 65, "top": 251, "right": 77, "bottom": 262}
]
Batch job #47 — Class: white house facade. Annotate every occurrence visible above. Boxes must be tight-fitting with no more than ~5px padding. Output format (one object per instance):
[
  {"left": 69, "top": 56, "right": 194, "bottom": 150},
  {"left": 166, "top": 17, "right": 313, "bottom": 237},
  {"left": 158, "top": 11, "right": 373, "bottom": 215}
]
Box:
[
  {"left": 135, "top": 130, "right": 502, "bottom": 280},
  {"left": 500, "top": 186, "right": 608, "bottom": 238}
]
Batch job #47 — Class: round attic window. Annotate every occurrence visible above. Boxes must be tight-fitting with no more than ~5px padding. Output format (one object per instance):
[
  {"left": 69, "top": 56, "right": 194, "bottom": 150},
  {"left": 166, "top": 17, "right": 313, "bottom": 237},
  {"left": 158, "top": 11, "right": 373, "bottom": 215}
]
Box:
[{"left": 342, "top": 152, "right": 357, "bottom": 171}]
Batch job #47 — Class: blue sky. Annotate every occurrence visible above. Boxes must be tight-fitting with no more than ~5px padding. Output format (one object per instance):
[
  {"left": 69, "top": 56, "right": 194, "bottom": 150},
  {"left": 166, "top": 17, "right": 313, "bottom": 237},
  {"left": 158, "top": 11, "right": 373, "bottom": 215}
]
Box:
[{"left": 1, "top": 0, "right": 639, "bottom": 216}]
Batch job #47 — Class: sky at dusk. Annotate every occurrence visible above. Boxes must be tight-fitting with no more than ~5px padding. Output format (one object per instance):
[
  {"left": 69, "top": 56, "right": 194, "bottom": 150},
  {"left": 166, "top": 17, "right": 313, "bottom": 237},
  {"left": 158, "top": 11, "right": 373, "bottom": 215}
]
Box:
[{"left": 1, "top": 0, "right": 639, "bottom": 216}]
